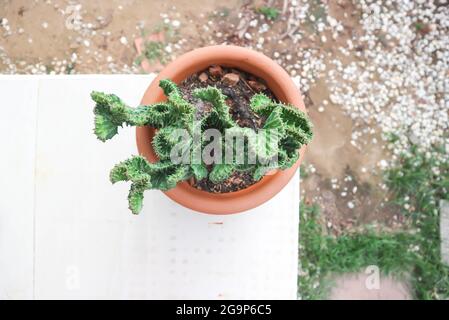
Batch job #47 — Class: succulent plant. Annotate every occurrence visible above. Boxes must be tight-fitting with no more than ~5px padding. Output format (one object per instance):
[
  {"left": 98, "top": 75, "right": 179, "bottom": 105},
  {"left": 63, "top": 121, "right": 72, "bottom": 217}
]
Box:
[{"left": 92, "top": 79, "right": 313, "bottom": 214}]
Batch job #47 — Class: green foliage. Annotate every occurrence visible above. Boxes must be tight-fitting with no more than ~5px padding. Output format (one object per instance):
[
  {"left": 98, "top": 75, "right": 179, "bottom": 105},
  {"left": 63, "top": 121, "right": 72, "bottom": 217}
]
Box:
[
  {"left": 109, "top": 155, "right": 192, "bottom": 214},
  {"left": 193, "top": 86, "right": 235, "bottom": 129},
  {"left": 298, "top": 201, "right": 417, "bottom": 299},
  {"left": 92, "top": 80, "right": 313, "bottom": 214},
  {"left": 256, "top": 6, "right": 280, "bottom": 20},
  {"left": 135, "top": 23, "right": 177, "bottom": 67},
  {"left": 159, "top": 79, "right": 181, "bottom": 96},
  {"left": 386, "top": 145, "right": 449, "bottom": 299},
  {"left": 299, "top": 145, "right": 449, "bottom": 300},
  {"left": 135, "top": 40, "right": 166, "bottom": 66},
  {"left": 209, "top": 164, "right": 235, "bottom": 184},
  {"left": 191, "top": 164, "right": 208, "bottom": 180},
  {"left": 91, "top": 91, "right": 172, "bottom": 140}
]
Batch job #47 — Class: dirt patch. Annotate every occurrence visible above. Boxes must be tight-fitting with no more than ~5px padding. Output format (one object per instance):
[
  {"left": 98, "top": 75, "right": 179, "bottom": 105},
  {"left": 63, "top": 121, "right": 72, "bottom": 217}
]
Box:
[
  {"left": 302, "top": 167, "right": 405, "bottom": 236},
  {"left": 301, "top": 75, "right": 399, "bottom": 232},
  {"left": 0, "top": 0, "right": 239, "bottom": 73}
]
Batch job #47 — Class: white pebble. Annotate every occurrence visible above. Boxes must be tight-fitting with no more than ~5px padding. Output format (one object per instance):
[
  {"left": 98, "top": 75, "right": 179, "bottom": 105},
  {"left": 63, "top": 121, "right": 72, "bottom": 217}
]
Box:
[{"left": 120, "top": 36, "right": 128, "bottom": 45}]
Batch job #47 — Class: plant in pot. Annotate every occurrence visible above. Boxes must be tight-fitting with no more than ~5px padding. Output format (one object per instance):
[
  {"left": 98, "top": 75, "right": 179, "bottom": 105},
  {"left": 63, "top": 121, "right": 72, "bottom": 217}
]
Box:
[{"left": 91, "top": 46, "right": 313, "bottom": 215}]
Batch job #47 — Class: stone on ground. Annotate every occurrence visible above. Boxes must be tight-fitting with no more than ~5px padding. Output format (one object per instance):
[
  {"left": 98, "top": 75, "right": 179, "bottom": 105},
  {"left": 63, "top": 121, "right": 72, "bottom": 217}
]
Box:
[
  {"left": 440, "top": 200, "right": 449, "bottom": 266},
  {"left": 329, "top": 272, "right": 412, "bottom": 300}
]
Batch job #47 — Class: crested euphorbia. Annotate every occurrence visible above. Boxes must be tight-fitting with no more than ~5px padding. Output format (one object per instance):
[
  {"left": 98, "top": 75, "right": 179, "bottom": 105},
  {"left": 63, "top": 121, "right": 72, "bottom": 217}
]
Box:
[{"left": 92, "top": 79, "right": 313, "bottom": 214}]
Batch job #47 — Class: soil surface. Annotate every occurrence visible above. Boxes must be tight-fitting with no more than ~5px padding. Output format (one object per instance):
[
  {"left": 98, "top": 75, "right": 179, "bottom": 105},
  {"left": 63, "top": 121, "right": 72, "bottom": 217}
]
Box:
[{"left": 179, "top": 65, "right": 275, "bottom": 193}]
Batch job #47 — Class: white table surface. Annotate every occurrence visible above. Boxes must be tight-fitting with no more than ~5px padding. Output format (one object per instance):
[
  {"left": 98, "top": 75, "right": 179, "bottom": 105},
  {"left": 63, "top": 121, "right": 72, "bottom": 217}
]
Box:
[{"left": 0, "top": 75, "right": 299, "bottom": 300}]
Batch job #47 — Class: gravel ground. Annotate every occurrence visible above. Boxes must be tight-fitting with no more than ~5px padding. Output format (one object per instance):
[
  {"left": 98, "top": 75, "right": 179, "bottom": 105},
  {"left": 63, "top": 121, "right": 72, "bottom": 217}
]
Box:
[{"left": 1, "top": 0, "right": 448, "bottom": 232}]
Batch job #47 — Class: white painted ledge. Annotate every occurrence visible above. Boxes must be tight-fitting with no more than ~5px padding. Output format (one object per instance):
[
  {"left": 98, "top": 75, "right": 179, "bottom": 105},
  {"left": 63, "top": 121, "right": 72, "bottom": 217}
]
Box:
[{"left": 0, "top": 75, "right": 299, "bottom": 300}]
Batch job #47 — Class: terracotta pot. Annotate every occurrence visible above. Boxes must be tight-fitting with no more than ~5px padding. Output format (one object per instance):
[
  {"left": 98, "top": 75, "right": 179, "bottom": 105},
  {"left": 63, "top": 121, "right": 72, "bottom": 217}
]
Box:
[{"left": 137, "top": 45, "right": 307, "bottom": 215}]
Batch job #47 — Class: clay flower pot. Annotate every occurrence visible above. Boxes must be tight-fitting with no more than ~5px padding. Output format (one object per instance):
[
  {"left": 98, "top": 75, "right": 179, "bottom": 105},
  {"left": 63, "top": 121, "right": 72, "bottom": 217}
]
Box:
[{"left": 137, "top": 45, "right": 307, "bottom": 215}]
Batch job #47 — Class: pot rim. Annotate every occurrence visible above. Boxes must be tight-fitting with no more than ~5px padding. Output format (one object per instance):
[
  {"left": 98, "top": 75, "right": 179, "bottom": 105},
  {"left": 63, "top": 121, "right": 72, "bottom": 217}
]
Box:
[{"left": 136, "top": 45, "right": 307, "bottom": 215}]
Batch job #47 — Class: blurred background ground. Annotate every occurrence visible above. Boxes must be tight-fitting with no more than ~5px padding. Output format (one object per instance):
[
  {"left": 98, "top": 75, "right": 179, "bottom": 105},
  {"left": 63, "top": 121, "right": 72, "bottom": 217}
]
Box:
[{"left": 1, "top": 0, "right": 448, "bottom": 299}]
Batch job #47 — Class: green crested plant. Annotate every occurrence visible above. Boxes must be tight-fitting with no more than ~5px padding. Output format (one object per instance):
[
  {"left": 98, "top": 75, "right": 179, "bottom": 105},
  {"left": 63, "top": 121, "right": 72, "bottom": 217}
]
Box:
[{"left": 92, "top": 79, "right": 313, "bottom": 214}]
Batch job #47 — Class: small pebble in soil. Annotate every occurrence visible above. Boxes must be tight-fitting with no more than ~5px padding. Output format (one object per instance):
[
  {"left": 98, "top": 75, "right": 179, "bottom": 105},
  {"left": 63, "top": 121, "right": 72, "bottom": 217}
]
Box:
[
  {"left": 198, "top": 72, "right": 208, "bottom": 82},
  {"left": 208, "top": 65, "right": 223, "bottom": 78},
  {"left": 248, "top": 80, "right": 267, "bottom": 92},
  {"left": 222, "top": 73, "right": 240, "bottom": 86}
]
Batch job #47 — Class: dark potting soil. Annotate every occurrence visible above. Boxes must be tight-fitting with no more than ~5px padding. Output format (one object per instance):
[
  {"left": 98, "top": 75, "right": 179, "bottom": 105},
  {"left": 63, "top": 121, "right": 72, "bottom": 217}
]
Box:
[{"left": 178, "top": 65, "right": 278, "bottom": 193}]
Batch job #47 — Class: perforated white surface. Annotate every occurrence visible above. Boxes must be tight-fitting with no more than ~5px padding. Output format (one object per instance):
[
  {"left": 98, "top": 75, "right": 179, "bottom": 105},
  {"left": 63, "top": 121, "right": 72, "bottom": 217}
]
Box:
[{"left": 0, "top": 75, "right": 299, "bottom": 299}]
